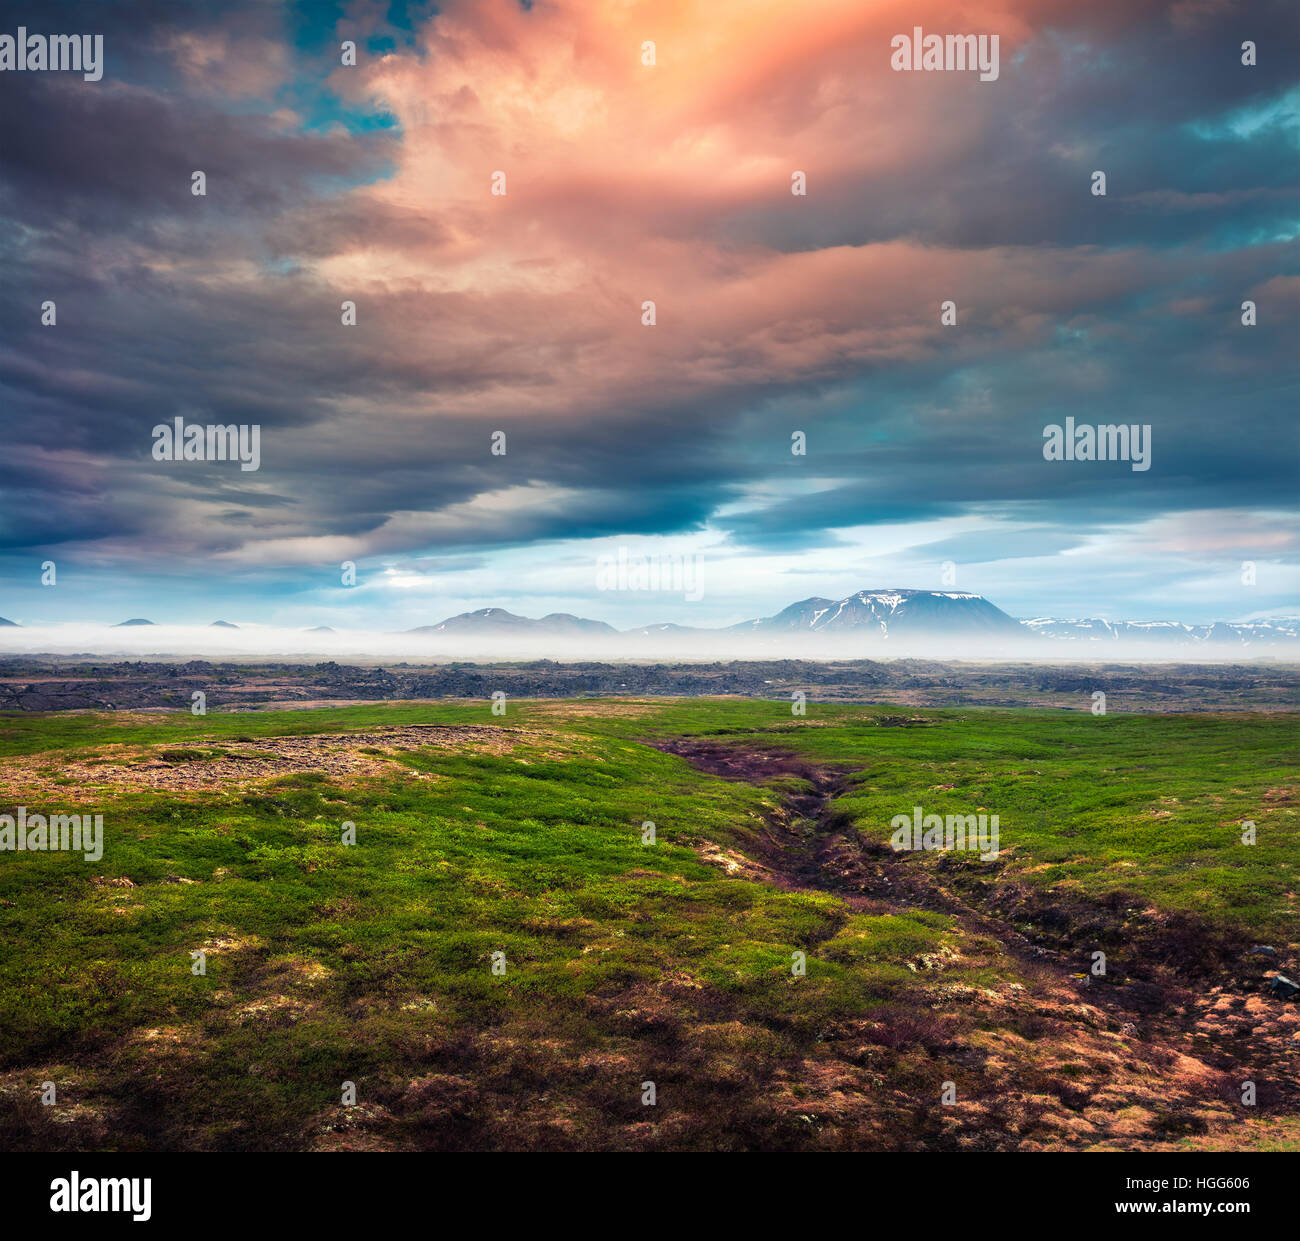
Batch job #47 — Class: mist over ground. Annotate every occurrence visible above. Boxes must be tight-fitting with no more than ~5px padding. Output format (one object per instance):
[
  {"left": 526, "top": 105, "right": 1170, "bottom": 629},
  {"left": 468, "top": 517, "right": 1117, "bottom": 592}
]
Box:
[{"left": 0, "top": 622, "right": 1296, "bottom": 665}]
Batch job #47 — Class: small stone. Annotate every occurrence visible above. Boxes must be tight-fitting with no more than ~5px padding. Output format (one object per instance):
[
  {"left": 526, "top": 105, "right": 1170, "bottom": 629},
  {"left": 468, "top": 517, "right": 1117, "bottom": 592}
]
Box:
[{"left": 1268, "top": 974, "right": 1300, "bottom": 1001}]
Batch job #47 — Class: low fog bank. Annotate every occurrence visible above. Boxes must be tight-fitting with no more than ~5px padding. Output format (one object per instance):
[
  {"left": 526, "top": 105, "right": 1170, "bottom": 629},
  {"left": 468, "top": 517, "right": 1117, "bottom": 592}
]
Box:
[{"left": 0, "top": 624, "right": 1295, "bottom": 665}]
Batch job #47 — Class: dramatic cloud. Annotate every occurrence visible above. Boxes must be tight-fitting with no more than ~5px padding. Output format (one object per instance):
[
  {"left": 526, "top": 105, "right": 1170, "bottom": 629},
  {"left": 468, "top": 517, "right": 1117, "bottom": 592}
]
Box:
[{"left": 0, "top": 0, "right": 1295, "bottom": 627}]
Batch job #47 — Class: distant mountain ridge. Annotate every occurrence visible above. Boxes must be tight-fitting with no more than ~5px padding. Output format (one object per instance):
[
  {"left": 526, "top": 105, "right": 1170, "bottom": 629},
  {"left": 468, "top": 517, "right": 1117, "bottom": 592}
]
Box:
[
  {"left": 406, "top": 591, "right": 1022, "bottom": 642},
  {"left": 408, "top": 608, "right": 618, "bottom": 637},
  {"left": 3, "top": 591, "right": 1294, "bottom": 651},
  {"left": 402, "top": 591, "right": 1297, "bottom": 650},
  {"left": 1024, "top": 616, "right": 1300, "bottom": 646}
]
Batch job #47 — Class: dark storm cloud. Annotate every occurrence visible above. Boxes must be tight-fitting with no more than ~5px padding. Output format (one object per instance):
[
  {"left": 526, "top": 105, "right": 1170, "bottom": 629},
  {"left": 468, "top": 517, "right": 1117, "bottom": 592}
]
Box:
[{"left": 0, "top": 78, "right": 385, "bottom": 227}]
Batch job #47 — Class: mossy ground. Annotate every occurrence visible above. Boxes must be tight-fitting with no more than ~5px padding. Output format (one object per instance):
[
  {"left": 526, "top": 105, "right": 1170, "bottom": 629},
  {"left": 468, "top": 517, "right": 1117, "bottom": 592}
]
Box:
[{"left": 0, "top": 698, "right": 1294, "bottom": 1150}]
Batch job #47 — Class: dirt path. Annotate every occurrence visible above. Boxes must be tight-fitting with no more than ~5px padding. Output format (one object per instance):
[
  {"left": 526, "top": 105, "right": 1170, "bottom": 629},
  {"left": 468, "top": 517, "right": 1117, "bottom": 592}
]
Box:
[{"left": 653, "top": 736, "right": 1300, "bottom": 1150}]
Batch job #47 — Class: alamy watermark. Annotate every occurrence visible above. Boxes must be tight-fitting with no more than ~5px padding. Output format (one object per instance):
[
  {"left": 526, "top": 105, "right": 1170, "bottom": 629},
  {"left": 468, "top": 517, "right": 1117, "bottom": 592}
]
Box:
[
  {"left": 0, "top": 27, "right": 103, "bottom": 81},
  {"left": 50, "top": 1172, "right": 151, "bottom": 1222},
  {"left": 596, "top": 548, "right": 704, "bottom": 602},
  {"left": 0, "top": 808, "right": 103, "bottom": 861},
  {"left": 1042, "top": 418, "right": 1151, "bottom": 472},
  {"left": 890, "top": 28, "right": 999, "bottom": 82},
  {"left": 153, "top": 417, "right": 261, "bottom": 472},
  {"left": 890, "top": 806, "right": 999, "bottom": 861}
]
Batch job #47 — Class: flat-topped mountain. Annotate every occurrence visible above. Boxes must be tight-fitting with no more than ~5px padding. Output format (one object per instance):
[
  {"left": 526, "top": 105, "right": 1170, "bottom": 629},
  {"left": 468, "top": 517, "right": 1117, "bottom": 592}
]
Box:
[{"left": 732, "top": 589, "right": 1024, "bottom": 640}]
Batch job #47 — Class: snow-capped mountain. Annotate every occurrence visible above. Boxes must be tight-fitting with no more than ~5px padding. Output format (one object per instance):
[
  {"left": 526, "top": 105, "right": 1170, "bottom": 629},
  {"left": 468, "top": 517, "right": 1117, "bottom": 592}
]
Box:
[
  {"left": 1023, "top": 616, "right": 1300, "bottom": 647},
  {"left": 623, "top": 622, "right": 707, "bottom": 639},
  {"left": 1, "top": 590, "right": 1294, "bottom": 659},
  {"left": 391, "top": 593, "right": 1297, "bottom": 652},
  {"left": 731, "top": 589, "right": 1024, "bottom": 640}
]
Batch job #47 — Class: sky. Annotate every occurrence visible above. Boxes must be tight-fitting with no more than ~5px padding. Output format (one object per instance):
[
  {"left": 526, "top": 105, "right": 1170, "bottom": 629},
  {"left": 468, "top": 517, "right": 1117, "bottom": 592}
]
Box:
[{"left": 0, "top": 0, "right": 1296, "bottom": 633}]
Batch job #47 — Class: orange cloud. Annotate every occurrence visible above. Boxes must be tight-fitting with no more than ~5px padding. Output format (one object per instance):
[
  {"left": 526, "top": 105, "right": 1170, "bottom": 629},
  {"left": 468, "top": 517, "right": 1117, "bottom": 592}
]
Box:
[{"left": 289, "top": 0, "right": 1169, "bottom": 425}]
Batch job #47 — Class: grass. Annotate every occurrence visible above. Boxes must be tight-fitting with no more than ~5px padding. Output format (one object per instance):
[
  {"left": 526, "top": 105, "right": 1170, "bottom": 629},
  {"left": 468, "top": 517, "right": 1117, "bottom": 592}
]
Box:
[{"left": 0, "top": 697, "right": 1294, "bottom": 1150}]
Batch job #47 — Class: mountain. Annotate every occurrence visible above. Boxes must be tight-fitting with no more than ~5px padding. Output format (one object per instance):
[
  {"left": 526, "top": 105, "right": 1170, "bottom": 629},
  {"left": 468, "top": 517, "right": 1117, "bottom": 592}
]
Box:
[
  {"left": 42, "top": 594, "right": 1293, "bottom": 656},
  {"left": 409, "top": 608, "right": 618, "bottom": 637},
  {"left": 732, "top": 589, "right": 1024, "bottom": 640},
  {"left": 390, "top": 591, "right": 1295, "bottom": 654},
  {"left": 1024, "top": 616, "right": 1300, "bottom": 647},
  {"left": 0, "top": 617, "right": 17, "bottom": 626},
  {"left": 622, "top": 622, "right": 708, "bottom": 638},
  {"left": 533, "top": 612, "right": 620, "bottom": 637}
]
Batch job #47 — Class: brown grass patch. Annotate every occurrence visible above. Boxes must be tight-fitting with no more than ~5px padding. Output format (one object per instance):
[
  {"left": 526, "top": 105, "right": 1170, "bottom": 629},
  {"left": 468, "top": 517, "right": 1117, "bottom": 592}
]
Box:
[{"left": 0, "top": 724, "right": 548, "bottom": 797}]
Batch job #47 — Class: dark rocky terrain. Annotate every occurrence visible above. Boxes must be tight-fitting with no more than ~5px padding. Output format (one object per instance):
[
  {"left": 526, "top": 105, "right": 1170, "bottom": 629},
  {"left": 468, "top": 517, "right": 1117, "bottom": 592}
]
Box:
[{"left": 0, "top": 657, "right": 1295, "bottom": 713}]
